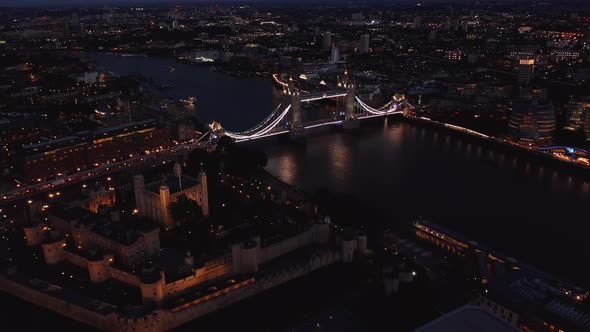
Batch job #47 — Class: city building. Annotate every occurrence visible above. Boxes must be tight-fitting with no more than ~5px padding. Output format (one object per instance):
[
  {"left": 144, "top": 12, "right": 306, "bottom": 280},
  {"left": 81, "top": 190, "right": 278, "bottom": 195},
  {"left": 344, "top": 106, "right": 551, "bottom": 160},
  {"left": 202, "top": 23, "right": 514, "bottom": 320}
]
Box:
[
  {"left": 359, "top": 34, "right": 370, "bottom": 54},
  {"left": 330, "top": 45, "right": 340, "bottom": 64},
  {"left": 322, "top": 31, "right": 332, "bottom": 50},
  {"left": 81, "top": 187, "right": 117, "bottom": 213},
  {"left": 517, "top": 59, "right": 535, "bottom": 86},
  {"left": 564, "top": 97, "right": 590, "bottom": 137},
  {"left": 19, "top": 119, "right": 170, "bottom": 182},
  {"left": 479, "top": 270, "right": 590, "bottom": 332},
  {"left": 415, "top": 305, "right": 520, "bottom": 332},
  {"left": 445, "top": 50, "right": 464, "bottom": 61},
  {"left": 26, "top": 205, "right": 160, "bottom": 269},
  {"left": 508, "top": 99, "right": 556, "bottom": 146},
  {"left": 133, "top": 162, "right": 209, "bottom": 228},
  {"left": 14, "top": 210, "right": 367, "bottom": 331}
]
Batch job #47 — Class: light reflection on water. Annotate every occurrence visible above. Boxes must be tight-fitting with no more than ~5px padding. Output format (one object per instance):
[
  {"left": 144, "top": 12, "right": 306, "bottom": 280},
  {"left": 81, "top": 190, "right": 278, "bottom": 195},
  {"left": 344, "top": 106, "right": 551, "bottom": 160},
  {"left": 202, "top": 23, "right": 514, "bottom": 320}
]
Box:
[{"left": 261, "top": 120, "right": 590, "bottom": 285}]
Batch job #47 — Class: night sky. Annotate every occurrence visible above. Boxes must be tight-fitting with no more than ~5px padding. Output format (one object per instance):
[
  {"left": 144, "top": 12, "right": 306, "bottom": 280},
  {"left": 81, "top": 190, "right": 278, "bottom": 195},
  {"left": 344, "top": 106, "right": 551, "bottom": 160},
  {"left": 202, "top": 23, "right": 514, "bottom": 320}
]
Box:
[{"left": 0, "top": 0, "right": 544, "bottom": 8}]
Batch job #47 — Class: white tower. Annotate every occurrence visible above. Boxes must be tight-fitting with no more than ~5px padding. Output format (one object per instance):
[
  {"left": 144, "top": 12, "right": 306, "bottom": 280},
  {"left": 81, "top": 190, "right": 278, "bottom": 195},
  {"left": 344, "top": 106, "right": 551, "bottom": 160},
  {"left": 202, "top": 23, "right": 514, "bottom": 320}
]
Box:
[
  {"left": 133, "top": 174, "right": 145, "bottom": 216},
  {"left": 198, "top": 169, "right": 209, "bottom": 217}
]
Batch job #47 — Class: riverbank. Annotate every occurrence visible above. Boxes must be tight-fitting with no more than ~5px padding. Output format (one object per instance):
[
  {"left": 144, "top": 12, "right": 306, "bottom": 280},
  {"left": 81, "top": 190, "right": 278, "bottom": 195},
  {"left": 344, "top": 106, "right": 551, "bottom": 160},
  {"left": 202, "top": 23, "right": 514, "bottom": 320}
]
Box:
[{"left": 404, "top": 115, "right": 590, "bottom": 177}]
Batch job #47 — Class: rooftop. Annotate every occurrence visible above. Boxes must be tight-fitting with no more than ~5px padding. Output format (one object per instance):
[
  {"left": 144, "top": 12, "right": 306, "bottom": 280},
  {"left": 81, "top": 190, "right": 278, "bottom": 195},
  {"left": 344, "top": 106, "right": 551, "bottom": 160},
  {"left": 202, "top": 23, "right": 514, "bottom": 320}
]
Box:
[
  {"left": 146, "top": 175, "right": 201, "bottom": 195},
  {"left": 48, "top": 205, "right": 155, "bottom": 246},
  {"left": 486, "top": 270, "right": 590, "bottom": 331},
  {"left": 414, "top": 305, "right": 520, "bottom": 332}
]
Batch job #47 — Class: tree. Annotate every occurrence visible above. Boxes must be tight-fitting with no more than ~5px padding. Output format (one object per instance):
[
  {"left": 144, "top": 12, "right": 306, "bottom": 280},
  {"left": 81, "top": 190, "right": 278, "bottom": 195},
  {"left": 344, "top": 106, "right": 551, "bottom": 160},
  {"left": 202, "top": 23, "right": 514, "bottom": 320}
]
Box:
[
  {"left": 216, "top": 135, "right": 235, "bottom": 152},
  {"left": 169, "top": 194, "right": 203, "bottom": 225}
]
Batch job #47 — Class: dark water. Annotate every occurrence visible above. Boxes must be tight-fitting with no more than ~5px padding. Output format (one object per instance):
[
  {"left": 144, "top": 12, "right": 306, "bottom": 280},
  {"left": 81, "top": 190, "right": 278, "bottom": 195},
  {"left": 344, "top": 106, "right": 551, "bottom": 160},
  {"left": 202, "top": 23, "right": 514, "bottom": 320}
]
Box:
[
  {"left": 93, "top": 54, "right": 590, "bottom": 283},
  {"left": 90, "top": 53, "right": 279, "bottom": 131},
  {"left": 258, "top": 121, "right": 590, "bottom": 285}
]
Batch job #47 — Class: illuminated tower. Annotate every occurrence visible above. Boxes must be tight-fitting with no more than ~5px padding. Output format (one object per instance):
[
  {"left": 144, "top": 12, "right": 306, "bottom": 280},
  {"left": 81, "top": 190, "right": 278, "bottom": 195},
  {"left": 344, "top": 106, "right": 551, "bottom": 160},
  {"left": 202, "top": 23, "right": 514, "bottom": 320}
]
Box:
[
  {"left": 288, "top": 82, "right": 304, "bottom": 139},
  {"left": 517, "top": 58, "right": 535, "bottom": 86},
  {"left": 342, "top": 71, "right": 359, "bottom": 129}
]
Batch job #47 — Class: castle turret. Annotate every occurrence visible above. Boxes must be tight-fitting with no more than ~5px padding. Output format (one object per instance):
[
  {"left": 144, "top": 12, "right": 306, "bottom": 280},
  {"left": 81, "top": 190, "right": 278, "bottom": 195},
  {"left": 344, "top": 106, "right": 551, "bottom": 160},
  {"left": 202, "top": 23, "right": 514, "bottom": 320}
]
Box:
[
  {"left": 173, "top": 162, "right": 182, "bottom": 178},
  {"left": 88, "top": 253, "right": 112, "bottom": 283},
  {"left": 341, "top": 236, "right": 356, "bottom": 263},
  {"left": 198, "top": 169, "right": 209, "bottom": 217},
  {"left": 159, "top": 185, "right": 172, "bottom": 228},
  {"left": 242, "top": 239, "right": 259, "bottom": 274},
  {"left": 312, "top": 217, "right": 330, "bottom": 245},
  {"left": 133, "top": 174, "right": 145, "bottom": 216},
  {"left": 24, "top": 223, "right": 46, "bottom": 246},
  {"left": 140, "top": 266, "right": 166, "bottom": 305},
  {"left": 173, "top": 162, "right": 182, "bottom": 190},
  {"left": 231, "top": 237, "right": 260, "bottom": 274},
  {"left": 140, "top": 227, "right": 160, "bottom": 258},
  {"left": 355, "top": 233, "right": 367, "bottom": 255},
  {"left": 184, "top": 250, "right": 194, "bottom": 268},
  {"left": 231, "top": 242, "right": 242, "bottom": 274},
  {"left": 42, "top": 238, "right": 66, "bottom": 265}
]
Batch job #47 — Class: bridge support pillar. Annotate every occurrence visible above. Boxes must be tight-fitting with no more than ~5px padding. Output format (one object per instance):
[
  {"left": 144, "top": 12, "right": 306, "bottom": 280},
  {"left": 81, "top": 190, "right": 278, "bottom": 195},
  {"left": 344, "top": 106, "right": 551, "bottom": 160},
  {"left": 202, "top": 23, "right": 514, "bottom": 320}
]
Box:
[
  {"left": 342, "top": 118, "right": 360, "bottom": 129},
  {"left": 343, "top": 83, "right": 359, "bottom": 129},
  {"left": 288, "top": 83, "right": 305, "bottom": 140}
]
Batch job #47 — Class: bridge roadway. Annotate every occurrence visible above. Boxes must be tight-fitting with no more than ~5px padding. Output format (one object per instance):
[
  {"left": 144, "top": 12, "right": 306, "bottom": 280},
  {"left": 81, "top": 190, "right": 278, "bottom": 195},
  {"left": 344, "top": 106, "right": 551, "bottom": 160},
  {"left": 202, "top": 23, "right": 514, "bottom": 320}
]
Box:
[{"left": 231, "top": 111, "right": 403, "bottom": 142}]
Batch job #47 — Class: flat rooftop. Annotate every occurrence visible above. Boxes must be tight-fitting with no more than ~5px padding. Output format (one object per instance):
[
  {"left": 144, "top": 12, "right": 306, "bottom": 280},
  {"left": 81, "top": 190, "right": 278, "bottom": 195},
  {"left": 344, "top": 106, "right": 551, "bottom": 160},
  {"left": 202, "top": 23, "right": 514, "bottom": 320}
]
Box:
[
  {"left": 414, "top": 305, "right": 520, "bottom": 332},
  {"left": 48, "top": 205, "right": 156, "bottom": 246}
]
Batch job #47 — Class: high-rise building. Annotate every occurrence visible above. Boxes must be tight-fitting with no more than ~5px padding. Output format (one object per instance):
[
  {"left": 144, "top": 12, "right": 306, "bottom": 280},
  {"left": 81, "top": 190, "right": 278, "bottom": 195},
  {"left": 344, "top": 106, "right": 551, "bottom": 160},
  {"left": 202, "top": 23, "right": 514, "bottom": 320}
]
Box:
[
  {"left": 414, "top": 16, "right": 422, "bottom": 29},
  {"left": 517, "top": 59, "right": 535, "bottom": 86},
  {"left": 428, "top": 30, "right": 437, "bottom": 42},
  {"left": 564, "top": 97, "right": 590, "bottom": 137},
  {"left": 352, "top": 12, "right": 363, "bottom": 21},
  {"left": 518, "top": 86, "right": 547, "bottom": 101},
  {"left": 508, "top": 99, "right": 556, "bottom": 146},
  {"left": 359, "top": 34, "right": 370, "bottom": 54},
  {"left": 443, "top": 19, "right": 451, "bottom": 30},
  {"left": 330, "top": 46, "right": 340, "bottom": 64},
  {"left": 63, "top": 18, "right": 70, "bottom": 36},
  {"left": 71, "top": 12, "right": 80, "bottom": 26},
  {"left": 80, "top": 23, "right": 87, "bottom": 37},
  {"left": 322, "top": 31, "right": 332, "bottom": 50}
]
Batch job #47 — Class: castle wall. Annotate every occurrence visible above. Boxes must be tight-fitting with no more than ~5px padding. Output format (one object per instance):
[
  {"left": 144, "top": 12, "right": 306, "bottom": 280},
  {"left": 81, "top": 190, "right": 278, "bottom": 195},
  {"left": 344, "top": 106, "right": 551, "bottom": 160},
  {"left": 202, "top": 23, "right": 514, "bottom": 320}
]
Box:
[
  {"left": 161, "top": 248, "right": 341, "bottom": 330},
  {"left": 23, "top": 225, "right": 44, "bottom": 246},
  {"left": 164, "top": 258, "right": 231, "bottom": 298},
  {"left": 1, "top": 245, "right": 345, "bottom": 332},
  {"left": 259, "top": 230, "right": 313, "bottom": 264},
  {"left": 63, "top": 250, "right": 89, "bottom": 269},
  {"left": 0, "top": 275, "right": 118, "bottom": 331},
  {"left": 109, "top": 267, "right": 142, "bottom": 287},
  {"left": 47, "top": 215, "right": 72, "bottom": 233}
]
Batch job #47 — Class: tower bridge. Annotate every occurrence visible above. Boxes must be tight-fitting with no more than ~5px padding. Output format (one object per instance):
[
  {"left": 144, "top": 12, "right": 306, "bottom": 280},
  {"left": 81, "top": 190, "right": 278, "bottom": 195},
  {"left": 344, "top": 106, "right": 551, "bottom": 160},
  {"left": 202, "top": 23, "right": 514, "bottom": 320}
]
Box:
[{"left": 213, "top": 73, "right": 411, "bottom": 142}]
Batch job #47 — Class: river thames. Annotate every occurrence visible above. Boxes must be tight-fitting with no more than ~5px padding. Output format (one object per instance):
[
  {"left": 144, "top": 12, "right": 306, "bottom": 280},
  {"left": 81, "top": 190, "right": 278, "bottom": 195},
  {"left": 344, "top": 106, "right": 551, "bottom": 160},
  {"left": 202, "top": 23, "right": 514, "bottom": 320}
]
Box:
[{"left": 92, "top": 53, "right": 590, "bottom": 286}]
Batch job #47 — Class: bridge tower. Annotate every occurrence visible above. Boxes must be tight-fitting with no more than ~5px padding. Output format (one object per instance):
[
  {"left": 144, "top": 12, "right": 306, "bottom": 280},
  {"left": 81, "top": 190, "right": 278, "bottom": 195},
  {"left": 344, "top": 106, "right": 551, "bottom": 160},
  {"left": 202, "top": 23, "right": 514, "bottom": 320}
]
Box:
[
  {"left": 287, "top": 82, "right": 305, "bottom": 139},
  {"left": 342, "top": 72, "right": 359, "bottom": 129}
]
